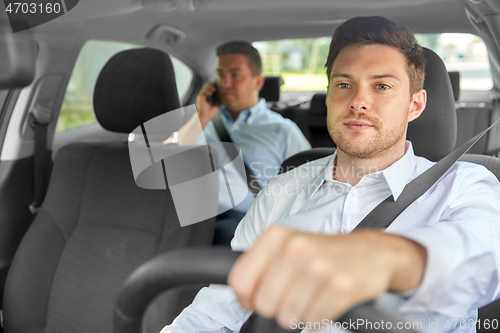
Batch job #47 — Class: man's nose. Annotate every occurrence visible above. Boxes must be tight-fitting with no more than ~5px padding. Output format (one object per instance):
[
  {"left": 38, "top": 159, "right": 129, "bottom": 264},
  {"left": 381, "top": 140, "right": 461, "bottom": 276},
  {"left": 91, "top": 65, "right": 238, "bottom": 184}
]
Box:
[
  {"left": 220, "top": 75, "right": 232, "bottom": 88},
  {"left": 350, "top": 87, "right": 370, "bottom": 111}
]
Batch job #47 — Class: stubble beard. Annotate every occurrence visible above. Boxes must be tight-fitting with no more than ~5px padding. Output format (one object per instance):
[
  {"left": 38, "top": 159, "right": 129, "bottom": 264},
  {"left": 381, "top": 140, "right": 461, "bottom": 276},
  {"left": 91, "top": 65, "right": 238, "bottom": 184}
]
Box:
[{"left": 327, "top": 111, "right": 408, "bottom": 159}]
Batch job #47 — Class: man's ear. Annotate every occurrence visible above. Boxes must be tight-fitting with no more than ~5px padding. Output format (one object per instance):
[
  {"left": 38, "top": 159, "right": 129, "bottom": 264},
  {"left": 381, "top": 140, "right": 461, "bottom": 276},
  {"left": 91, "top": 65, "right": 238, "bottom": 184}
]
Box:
[
  {"left": 408, "top": 89, "right": 427, "bottom": 123},
  {"left": 255, "top": 73, "right": 264, "bottom": 91}
]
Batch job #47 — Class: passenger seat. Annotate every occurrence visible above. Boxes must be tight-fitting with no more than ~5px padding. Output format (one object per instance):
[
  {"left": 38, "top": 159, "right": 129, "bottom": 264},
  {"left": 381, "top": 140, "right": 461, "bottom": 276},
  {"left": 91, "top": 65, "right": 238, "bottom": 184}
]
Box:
[
  {"left": 287, "top": 93, "right": 335, "bottom": 148},
  {"left": 2, "top": 48, "right": 217, "bottom": 333},
  {"left": 259, "top": 75, "right": 284, "bottom": 113}
]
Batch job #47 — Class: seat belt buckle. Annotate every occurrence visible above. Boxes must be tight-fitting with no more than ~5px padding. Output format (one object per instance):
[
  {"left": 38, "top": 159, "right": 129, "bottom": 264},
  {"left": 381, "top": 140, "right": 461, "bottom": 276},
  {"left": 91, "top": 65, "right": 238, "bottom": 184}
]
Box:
[{"left": 29, "top": 202, "right": 39, "bottom": 215}]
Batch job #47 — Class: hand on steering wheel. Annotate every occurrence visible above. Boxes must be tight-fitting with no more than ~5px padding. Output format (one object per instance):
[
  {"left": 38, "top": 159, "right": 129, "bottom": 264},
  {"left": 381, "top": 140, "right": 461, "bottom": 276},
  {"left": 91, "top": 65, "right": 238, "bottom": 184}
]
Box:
[{"left": 113, "top": 247, "right": 420, "bottom": 333}]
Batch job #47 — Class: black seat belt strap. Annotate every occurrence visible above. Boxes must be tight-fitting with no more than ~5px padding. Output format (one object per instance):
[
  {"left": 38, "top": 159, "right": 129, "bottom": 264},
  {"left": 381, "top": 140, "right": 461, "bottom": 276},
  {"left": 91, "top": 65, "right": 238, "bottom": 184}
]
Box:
[
  {"left": 212, "top": 114, "right": 261, "bottom": 196},
  {"left": 354, "top": 115, "right": 500, "bottom": 231},
  {"left": 28, "top": 103, "right": 52, "bottom": 214},
  {"left": 486, "top": 96, "right": 500, "bottom": 155}
]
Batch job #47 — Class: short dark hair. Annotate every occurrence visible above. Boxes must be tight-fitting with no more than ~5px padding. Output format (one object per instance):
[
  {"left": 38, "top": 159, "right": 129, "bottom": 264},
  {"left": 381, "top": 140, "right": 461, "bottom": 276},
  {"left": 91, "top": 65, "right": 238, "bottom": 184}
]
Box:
[
  {"left": 325, "top": 16, "right": 425, "bottom": 96},
  {"left": 216, "top": 41, "right": 262, "bottom": 75}
]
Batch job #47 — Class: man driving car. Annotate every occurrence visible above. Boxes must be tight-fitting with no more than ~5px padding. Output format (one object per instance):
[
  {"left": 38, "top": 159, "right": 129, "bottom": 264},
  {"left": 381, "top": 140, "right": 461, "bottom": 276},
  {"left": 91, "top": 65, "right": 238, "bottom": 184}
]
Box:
[
  {"left": 162, "top": 16, "right": 500, "bottom": 333},
  {"left": 165, "top": 41, "right": 310, "bottom": 244}
]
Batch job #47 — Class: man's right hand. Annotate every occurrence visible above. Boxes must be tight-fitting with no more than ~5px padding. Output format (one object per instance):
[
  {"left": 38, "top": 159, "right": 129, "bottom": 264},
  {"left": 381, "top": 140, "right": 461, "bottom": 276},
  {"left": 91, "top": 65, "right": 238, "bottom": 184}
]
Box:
[
  {"left": 229, "top": 225, "right": 427, "bottom": 329},
  {"left": 196, "top": 82, "right": 221, "bottom": 128}
]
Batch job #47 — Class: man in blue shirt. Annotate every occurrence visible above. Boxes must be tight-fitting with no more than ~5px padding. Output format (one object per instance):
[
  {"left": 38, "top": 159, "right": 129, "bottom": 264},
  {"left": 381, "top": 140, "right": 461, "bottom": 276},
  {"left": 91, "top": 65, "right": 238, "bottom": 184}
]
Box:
[{"left": 166, "top": 41, "right": 310, "bottom": 244}]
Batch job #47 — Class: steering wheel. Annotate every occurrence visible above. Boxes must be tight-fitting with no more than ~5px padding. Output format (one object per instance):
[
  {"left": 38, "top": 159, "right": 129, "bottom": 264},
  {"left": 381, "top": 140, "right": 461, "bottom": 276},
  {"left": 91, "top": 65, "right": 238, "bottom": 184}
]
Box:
[{"left": 113, "top": 247, "right": 420, "bottom": 333}]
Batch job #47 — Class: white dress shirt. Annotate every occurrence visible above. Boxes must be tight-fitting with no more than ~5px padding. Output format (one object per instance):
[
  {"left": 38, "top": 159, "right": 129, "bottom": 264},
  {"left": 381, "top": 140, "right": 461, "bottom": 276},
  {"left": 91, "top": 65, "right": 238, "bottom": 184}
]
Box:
[{"left": 162, "top": 142, "right": 500, "bottom": 333}]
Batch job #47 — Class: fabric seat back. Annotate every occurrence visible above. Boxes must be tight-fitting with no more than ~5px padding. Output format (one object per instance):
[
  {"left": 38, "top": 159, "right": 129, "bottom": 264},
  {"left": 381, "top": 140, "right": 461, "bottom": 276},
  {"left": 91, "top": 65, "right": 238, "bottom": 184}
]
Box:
[{"left": 3, "top": 48, "right": 217, "bottom": 333}]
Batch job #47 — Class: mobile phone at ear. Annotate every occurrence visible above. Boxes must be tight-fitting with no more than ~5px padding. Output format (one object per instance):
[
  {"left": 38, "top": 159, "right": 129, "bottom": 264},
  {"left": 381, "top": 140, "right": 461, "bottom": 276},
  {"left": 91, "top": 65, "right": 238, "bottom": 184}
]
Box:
[{"left": 207, "top": 84, "right": 220, "bottom": 106}]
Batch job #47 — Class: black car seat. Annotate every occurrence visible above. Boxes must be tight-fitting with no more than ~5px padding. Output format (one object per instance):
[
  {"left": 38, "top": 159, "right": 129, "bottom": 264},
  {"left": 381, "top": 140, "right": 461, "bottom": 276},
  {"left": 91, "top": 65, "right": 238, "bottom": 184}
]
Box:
[
  {"left": 278, "top": 48, "right": 500, "bottom": 332},
  {"left": 289, "top": 93, "right": 335, "bottom": 148},
  {"left": 259, "top": 76, "right": 283, "bottom": 103},
  {"left": 258, "top": 76, "right": 284, "bottom": 112},
  {"left": 2, "top": 48, "right": 216, "bottom": 333}
]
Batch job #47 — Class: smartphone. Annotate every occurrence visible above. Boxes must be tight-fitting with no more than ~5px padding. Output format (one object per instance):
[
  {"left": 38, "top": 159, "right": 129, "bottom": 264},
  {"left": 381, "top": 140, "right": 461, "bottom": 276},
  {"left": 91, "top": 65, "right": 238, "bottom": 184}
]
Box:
[{"left": 206, "top": 83, "right": 220, "bottom": 106}]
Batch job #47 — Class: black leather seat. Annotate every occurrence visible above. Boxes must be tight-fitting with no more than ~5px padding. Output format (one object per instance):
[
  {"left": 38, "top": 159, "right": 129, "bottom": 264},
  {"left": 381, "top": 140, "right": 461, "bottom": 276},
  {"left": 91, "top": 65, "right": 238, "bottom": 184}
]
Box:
[{"left": 2, "top": 48, "right": 216, "bottom": 333}]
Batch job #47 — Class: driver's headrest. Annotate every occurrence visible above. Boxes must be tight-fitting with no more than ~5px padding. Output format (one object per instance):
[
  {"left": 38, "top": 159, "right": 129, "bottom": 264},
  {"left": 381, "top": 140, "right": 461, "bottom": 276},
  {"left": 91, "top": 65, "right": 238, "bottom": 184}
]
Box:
[
  {"left": 93, "top": 48, "right": 181, "bottom": 133},
  {"left": 407, "top": 47, "right": 456, "bottom": 162}
]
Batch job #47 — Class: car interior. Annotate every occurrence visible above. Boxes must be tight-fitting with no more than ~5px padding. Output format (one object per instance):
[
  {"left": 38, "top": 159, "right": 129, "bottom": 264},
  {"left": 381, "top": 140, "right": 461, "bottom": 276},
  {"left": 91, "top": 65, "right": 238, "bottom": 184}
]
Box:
[
  {"left": 1, "top": 0, "right": 500, "bottom": 332},
  {"left": 113, "top": 45, "right": 499, "bottom": 333}
]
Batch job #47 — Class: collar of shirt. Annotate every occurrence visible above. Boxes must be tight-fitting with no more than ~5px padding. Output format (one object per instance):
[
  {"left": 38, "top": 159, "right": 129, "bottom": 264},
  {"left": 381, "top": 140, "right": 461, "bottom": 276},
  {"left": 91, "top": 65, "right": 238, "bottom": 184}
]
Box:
[
  {"left": 307, "top": 141, "right": 417, "bottom": 201},
  {"left": 220, "top": 98, "right": 267, "bottom": 128}
]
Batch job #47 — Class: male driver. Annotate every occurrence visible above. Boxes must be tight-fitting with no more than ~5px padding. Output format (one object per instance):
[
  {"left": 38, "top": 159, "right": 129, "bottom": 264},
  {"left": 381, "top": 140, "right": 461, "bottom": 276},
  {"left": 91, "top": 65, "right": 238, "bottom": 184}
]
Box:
[
  {"left": 166, "top": 41, "right": 310, "bottom": 244},
  {"left": 163, "top": 17, "right": 500, "bottom": 333}
]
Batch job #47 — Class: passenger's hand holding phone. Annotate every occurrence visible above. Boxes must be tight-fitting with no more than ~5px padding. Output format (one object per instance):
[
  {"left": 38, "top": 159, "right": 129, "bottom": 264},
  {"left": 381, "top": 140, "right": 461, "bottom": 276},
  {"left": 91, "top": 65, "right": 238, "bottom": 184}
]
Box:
[
  {"left": 206, "top": 84, "right": 220, "bottom": 106},
  {"left": 196, "top": 81, "right": 221, "bottom": 128}
]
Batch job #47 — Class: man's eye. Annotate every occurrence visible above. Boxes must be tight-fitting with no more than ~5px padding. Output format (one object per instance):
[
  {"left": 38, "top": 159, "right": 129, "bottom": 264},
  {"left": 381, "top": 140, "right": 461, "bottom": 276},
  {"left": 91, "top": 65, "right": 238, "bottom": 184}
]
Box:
[
  {"left": 338, "top": 83, "right": 350, "bottom": 89},
  {"left": 377, "top": 84, "right": 389, "bottom": 90}
]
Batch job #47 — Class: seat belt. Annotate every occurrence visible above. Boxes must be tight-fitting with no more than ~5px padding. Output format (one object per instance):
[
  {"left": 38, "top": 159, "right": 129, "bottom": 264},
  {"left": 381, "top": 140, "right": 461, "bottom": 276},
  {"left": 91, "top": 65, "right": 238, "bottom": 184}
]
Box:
[
  {"left": 212, "top": 114, "right": 261, "bottom": 196},
  {"left": 486, "top": 96, "right": 500, "bottom": 156},
  {"left": 28, "top": 103, "right": 53, "bottom": 214},
  {"left": 354, "top": 115, "right": 500, "bottom": 231}
]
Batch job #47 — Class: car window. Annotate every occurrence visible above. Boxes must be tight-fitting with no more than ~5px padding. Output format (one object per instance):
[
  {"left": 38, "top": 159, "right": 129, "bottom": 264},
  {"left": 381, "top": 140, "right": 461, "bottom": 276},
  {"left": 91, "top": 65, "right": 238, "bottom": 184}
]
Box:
[
  {"left": 416, "top": 33, "right": 492, "bottom": 91},
  {"left": 56, "top": 40, "right": 193, "bottom": 133},
  {"left": 253, "top": 38, "right": 331, "bottom": 93},
  {"left": 253, "top": 33, "right": 492, "bottom": 94}
]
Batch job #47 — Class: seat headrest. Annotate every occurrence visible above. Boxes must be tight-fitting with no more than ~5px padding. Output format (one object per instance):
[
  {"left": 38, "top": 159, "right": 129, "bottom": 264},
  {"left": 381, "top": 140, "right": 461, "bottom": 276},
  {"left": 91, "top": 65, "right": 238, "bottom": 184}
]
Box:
[
  {"left": 407, "top": 47, "right": 456, "bottom": 161},
  {"left": 310, "top": 93, "right": 327, "bottom": 113},
  {"left": 259, "top": 76, "right": 283, "bottom": 102},
  {"left": 93, "top": 48, "right": 181, "bottom": 133}
]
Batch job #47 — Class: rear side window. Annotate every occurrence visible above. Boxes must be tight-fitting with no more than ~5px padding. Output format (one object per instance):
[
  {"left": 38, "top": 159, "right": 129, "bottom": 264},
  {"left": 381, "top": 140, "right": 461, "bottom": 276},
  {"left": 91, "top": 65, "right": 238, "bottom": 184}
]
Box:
[
  {"left": 416, "top": 33, "right": 492, "bottom": 91},
  {"left": 253, "top": 38, "right": 330, "bottom": 92},
  {"left": 57, "top": 40, "right": 193, "bottom": 133},
  {"left": 253, "top": 33, "right": 492, "bottom": 93}
]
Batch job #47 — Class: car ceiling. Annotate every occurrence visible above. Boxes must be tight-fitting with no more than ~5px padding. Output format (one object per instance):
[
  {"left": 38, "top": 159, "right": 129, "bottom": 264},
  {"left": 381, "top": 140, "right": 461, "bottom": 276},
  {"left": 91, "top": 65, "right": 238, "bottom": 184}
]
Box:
[
  {"left": 2, "top": 0, "right": 500, "bottom": 162},
  {"left": 0, "top": 0, "right": 493, "bottom": 78}
]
